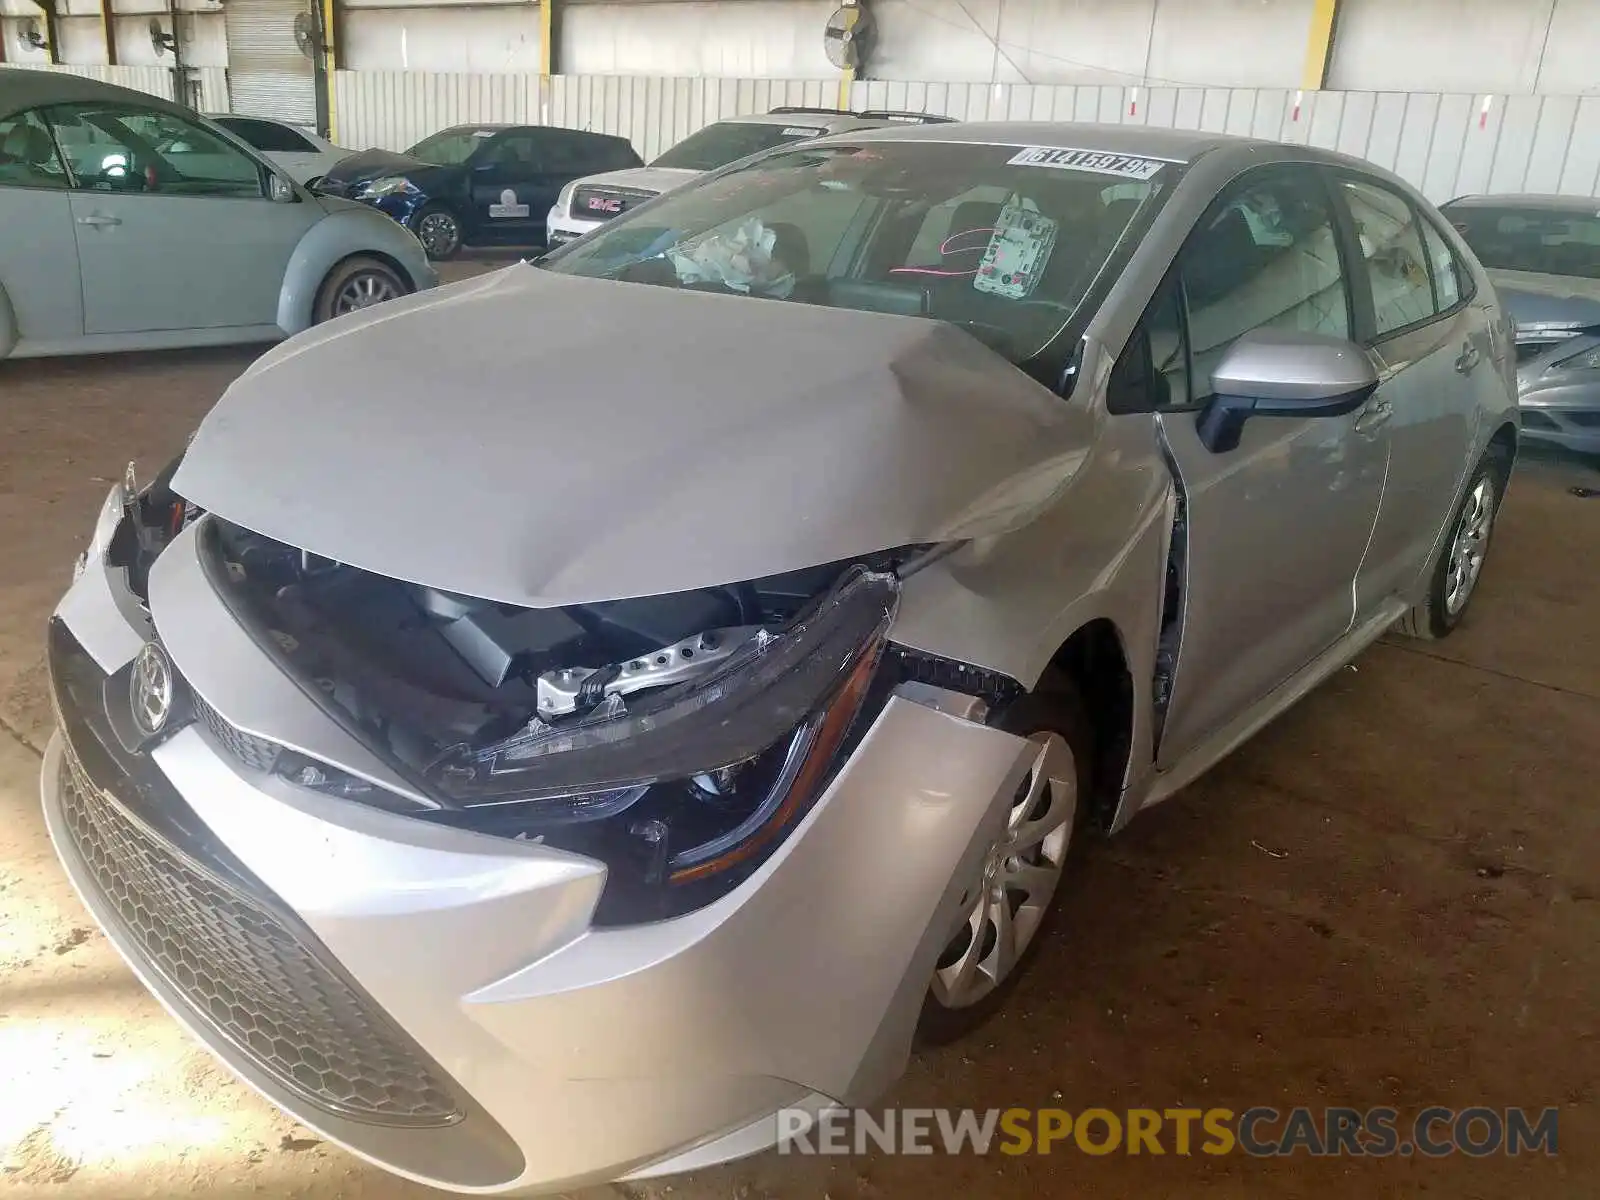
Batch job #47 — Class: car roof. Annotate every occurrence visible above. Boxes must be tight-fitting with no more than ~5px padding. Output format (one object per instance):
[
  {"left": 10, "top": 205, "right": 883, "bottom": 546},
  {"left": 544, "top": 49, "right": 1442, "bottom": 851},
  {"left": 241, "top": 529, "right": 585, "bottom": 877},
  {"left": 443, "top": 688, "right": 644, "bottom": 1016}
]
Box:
[
  {"left": 819, "top": 119, "right": 1265, "bottom": 163},
  {"left": 0, "top": 65, "right": 195, "bottom": 124},
  {"left": 430, "top": 122, "right": 630, "bottom": 143},
  {"left": 724, "top": 107, "right": 955, "bottom": 133},
  {"left": 1442, "top": 193, "right": 1600, "bottom": 213}
]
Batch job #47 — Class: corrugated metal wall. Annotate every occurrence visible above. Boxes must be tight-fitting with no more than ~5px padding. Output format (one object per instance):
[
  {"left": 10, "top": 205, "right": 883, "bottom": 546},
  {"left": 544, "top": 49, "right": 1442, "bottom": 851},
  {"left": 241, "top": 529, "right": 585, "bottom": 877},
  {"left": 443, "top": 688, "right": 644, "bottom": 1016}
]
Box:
[
  {"left": 17, "top": 64, "right": 231, "bottom": 112},
  {"left": 334, "top": 71, "right": 1600, "bottom": 203}
]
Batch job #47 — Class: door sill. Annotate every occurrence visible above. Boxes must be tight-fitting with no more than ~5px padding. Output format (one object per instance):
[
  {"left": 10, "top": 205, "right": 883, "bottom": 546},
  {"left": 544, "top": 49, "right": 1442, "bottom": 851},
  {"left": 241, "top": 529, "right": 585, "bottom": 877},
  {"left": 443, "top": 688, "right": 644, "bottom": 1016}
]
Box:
[{"left": 1140, "top": 599, "right": 1409, "bottom": 811}]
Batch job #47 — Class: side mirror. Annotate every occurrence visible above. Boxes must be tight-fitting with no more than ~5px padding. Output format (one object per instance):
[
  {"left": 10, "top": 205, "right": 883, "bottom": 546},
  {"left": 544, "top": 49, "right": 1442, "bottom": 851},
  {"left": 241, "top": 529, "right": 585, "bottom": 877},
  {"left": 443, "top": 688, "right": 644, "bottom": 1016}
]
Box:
[
  {"left": 1196, "top": 329, "right": 1379, "bottom": 454},
  {"left": 268, "top": 173, "right": 296, "bottom": 203}
]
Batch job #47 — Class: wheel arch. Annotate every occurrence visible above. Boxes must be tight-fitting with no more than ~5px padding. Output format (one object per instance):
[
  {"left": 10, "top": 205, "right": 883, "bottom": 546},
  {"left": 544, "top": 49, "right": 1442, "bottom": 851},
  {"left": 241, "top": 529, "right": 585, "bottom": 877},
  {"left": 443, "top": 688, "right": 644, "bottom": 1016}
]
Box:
[
  {"left": 0, "top": 278, "right": 17, "bottom": 359},
  {"left": 1043, "top": 617, "right": 1135, "bottom": 833},
  {"left": 277, "top": 211, "right": 433, "bottom": 334},
  {"left": 1486, "top": 420, "right": 1518, "bottom": 478}
]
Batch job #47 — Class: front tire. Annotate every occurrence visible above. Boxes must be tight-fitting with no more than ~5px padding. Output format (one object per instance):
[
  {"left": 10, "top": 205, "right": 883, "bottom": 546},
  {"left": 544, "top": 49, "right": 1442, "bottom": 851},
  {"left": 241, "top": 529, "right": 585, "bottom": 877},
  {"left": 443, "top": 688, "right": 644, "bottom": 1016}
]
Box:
[
  {"left": 1394, "top": 454, "right": 1504, "bottom": 640},
  {"left": 312, "top": 256, "right": 408, "bottom": 324},
  {"left": 915, "top": 677, "right": 1094, "bottom": 1046},
  {"left": 412, "top": 204, "right": 463, "bottom": 261}
]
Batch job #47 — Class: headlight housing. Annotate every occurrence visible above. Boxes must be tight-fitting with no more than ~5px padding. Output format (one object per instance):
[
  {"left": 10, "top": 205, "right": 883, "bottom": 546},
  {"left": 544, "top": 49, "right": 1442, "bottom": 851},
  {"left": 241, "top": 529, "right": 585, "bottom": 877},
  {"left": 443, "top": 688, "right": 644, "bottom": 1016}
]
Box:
[
  {"left": 265, "top": 566, "right": 899, "bottom": 924},
  {"left": 428, "top": 568, "right": 898, "bottom": 921},
  {"left": 555, "top": 180, "right": 577, "bottom": 217},
  {"left": 358, "top": 175, "right": 416, "bottom": 198}
]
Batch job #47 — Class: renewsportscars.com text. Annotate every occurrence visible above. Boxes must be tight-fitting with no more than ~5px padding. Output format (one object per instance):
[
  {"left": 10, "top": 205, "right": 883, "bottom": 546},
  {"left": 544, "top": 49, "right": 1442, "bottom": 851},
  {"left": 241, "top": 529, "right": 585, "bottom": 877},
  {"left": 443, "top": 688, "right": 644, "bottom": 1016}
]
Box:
[{"left": 776, "top": 1106, "right": 1559, "bottom": 1158}]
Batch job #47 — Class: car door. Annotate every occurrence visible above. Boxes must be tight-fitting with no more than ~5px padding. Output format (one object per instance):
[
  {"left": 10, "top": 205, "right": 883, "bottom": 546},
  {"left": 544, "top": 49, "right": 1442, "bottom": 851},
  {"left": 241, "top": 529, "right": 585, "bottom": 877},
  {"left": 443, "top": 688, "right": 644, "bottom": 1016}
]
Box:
[
  {"left": 45, "top": 101, "right": 322, "bottom": 335},
  {"left": 467, "top": 130, "right": 547, "bottom": 243},
  {"left": 1332, "top": 174, "right": 1497, "bottom": 609},
  {"left": 0, "top": 107, "right": 82, "bottom": 353},
  {"left": 1135, "top": 166, "right": 1391, "bottom": 768}
]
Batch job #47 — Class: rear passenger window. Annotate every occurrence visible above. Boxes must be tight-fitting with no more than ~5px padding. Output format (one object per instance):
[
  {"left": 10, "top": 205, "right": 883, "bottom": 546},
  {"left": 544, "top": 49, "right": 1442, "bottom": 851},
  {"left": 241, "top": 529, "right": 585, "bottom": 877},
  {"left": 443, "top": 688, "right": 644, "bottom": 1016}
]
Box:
[
  {"left": 1338, "top": 178, "right": 1434, "bottom": 337},
  {"left": 0, "top": 109, "right": 69, "bottom": 189},
  {"left": 1181, "top": 169, "right": 1350, "bottom": 400},
  {"left": 1420, "top": 219, "right": 1464, "bottom": 310}
]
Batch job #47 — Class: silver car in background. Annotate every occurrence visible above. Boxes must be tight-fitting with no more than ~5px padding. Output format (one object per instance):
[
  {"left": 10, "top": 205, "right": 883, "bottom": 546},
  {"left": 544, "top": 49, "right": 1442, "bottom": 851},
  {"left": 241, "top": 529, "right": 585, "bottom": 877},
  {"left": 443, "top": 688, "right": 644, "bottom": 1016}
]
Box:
[
  {"left": 44, "top": 123, "right": 1517, "bottom": 1195},
  {"left": 1441, "top": 193, "right": 1600, "bottom": 457},
  {"left": 0, "top": 70, "right": 434, "bottom": 360},
  {"left": 206, "top": 114, "right": 354, "bottom": 187}
]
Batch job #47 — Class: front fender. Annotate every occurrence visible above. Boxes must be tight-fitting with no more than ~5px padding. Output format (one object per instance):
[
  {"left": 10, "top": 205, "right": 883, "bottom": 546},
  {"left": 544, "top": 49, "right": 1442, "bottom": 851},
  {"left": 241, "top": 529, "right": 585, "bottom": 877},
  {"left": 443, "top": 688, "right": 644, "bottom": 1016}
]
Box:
[{"left": 276, "top": 209, "right": 437, "bottom": 335}]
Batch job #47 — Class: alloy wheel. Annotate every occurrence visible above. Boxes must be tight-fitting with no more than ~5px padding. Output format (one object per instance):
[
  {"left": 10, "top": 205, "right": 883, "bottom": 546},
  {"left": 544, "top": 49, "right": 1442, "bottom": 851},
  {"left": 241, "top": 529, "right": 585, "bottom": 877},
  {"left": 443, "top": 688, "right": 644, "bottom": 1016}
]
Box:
[
  {"left": 332, "top": 272, "right": 402, "bottom": 316},
  {"left": 417, "top": 212, "right": 461, "bottom": 259},
  {"left": 931, "top": 731, "right": 1077, "bottom": 1010},
  {"left": 1445, "top": 475, "right": 1496, "bottom": 616}
]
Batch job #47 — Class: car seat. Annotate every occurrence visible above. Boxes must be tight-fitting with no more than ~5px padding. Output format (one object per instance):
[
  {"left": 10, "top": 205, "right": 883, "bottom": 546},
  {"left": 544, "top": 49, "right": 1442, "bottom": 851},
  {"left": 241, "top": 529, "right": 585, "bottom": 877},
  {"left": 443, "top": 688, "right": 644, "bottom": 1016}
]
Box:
[{"left": 0, "top": 122, "right": 59, "bottom": 186}]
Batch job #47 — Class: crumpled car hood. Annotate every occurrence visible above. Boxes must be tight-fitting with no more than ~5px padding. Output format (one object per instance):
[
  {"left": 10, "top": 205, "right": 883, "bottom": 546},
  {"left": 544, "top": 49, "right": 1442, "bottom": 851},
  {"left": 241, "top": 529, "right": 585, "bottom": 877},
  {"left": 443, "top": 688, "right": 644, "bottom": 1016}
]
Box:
[{"left": 173, "top": 264, "right": 1090, "bottom": 608}]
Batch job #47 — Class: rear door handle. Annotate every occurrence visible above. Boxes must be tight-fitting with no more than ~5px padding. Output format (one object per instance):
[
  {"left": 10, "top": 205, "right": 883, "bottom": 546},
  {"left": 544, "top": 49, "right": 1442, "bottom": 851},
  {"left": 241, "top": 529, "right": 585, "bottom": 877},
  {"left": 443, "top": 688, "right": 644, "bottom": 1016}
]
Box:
[
  {"left": 1354, "top": 398, "right": 1393, "bottom": 435},
  {"left": 1455, "top": 341, "right": 1482, "bottom": 374},
  {"left": 76, "top": 214, "right": 122, "bottom": 228}
]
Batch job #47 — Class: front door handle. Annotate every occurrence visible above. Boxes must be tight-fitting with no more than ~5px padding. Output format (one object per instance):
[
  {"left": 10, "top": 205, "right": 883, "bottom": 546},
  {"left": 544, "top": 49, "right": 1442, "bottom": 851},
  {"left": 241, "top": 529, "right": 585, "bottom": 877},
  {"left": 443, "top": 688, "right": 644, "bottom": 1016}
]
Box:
[
  {"left": 1455, "top": 340, "right": 1482, "bottom": 374},
  {"left": 76, "top": 213, "right": 122, "bottom": 228},
  {"left": 1354, "top": 398, "right": 1393, "bottom": 435}
]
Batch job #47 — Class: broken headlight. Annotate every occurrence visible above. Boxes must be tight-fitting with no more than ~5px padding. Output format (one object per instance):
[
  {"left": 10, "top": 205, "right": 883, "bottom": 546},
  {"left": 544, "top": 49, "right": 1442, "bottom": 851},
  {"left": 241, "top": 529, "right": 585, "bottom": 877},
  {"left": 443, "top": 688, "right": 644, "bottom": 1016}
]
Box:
[{"left": 427, "top": 568, "right": 899, "bottom": 922}]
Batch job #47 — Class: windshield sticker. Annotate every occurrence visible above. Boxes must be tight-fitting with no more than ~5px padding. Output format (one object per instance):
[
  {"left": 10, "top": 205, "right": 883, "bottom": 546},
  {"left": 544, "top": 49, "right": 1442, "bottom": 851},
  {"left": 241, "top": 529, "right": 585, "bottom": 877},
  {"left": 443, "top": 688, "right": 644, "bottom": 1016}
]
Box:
[
  {"left": 781, "top": 126, "right": 824, "bottom": 137},
  {"left": 974, "top": 198, "right": 1058, "bottom": 301},
  {"left": 471, "top": 130, "right": 495, "bottom": 139},
  {"left": 1006, "top": 146, "right": 1170, "bottom": 180},
  {"left": 489, "top": 188, "right": 530, "bottom": 219}
]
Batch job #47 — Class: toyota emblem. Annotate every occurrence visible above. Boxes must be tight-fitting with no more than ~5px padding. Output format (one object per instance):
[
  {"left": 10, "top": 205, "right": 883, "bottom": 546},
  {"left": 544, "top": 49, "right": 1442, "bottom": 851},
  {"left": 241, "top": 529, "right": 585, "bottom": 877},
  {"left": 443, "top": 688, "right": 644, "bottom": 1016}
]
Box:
[{"left": 130, "top": 642, "right": 174, "bottom": 737}]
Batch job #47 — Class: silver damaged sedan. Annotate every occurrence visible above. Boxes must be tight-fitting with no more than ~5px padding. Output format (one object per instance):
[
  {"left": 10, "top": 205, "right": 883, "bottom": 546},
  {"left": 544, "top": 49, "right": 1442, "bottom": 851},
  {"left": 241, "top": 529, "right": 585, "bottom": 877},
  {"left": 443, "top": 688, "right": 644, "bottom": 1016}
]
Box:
[{"left": 43, "top": 123, "right": 1519, "bottom": 1193}]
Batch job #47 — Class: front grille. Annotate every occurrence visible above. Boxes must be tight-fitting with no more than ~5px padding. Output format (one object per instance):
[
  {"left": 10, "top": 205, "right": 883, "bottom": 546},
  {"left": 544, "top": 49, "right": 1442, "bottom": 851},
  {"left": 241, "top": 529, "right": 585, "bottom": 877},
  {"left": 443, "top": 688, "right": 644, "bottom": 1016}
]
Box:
[
  {"left": 571, "top": 185, "right": 656, "bottom": 222},
  {"left": 56, "top": 746, "right": 462, "bottom": 1127},
  {"left": 191, "top": 691, "right": 282, "bottom": 773},
  {"left": 1569, "top": 411, "right": 1600, "bottom": 428}
]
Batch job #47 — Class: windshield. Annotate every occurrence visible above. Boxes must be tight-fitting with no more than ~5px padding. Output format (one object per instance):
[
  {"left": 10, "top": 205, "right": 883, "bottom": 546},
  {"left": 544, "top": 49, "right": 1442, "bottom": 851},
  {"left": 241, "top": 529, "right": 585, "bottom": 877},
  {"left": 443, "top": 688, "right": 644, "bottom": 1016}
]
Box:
[
  {"left": 1448, "top": 205, "right": 1600, "bottom": 280},
  {"left": 406, "top": 128, "right": 496, "bottom": 166},
  {"left": 651, "top": 121, "right": 828, "bottom": 171},
  {"left": 543, "top": 140, "right": 1173, "bottom": 366}
]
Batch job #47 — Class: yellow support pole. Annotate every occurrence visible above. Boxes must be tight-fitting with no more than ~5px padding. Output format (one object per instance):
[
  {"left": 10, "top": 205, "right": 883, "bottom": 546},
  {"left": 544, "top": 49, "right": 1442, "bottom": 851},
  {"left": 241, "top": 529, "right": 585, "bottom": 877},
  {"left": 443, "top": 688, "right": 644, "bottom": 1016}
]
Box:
[
  {"left": 1301, "top": 0, "right": 1341, "bottom": 91},
  {"left": 836, "top": 4, "right": 860, "bottom": 109},
  {"left": 540, "top": 0, "right": 554, "bottom": 76},
  {"left": 322, "top": 0, "right": 338, "bottom": 141}
]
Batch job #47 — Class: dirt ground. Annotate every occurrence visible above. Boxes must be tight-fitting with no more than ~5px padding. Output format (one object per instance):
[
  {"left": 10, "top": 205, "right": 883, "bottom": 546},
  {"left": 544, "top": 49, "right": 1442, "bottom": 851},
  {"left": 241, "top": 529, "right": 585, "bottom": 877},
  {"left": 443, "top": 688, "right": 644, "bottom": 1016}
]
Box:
[{"left": 1, "top": 267, "right": 1597, "bottom": 1199}]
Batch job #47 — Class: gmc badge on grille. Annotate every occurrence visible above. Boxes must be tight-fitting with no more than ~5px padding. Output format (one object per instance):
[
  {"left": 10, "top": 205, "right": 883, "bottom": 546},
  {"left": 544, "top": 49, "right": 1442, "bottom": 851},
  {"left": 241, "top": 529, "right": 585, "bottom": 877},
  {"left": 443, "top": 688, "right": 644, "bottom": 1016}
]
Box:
[{"left": 587, "top": 196, "right": 623, "bottom": 213}]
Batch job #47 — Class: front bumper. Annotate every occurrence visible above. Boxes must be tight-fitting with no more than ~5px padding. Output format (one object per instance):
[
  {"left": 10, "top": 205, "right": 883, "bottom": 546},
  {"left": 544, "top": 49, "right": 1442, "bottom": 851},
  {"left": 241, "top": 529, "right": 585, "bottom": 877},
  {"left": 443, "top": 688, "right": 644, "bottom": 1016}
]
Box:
[
  {"left": 546, "top": 208, "right": 601, "bottom": 246},
  {"left": 1516, "top": 400, "right": 1600, "bottom": 455},
  {"left": 42, "top": 509, "right": 1033, "bottom": 1194}
]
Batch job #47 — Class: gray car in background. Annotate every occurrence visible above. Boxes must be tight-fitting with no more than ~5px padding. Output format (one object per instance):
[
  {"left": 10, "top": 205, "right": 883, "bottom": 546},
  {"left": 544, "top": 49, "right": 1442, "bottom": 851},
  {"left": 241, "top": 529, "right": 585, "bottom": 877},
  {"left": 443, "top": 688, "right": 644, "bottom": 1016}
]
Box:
[
  {"left": 1442, "top": 193, "right": 1600, "bottom": 456},
  {"left": 45, "top": 124, "right": 1517, "bottom": 1194},
  {"left": 0, "top": 69, "right": 434, "bottom": 360}
]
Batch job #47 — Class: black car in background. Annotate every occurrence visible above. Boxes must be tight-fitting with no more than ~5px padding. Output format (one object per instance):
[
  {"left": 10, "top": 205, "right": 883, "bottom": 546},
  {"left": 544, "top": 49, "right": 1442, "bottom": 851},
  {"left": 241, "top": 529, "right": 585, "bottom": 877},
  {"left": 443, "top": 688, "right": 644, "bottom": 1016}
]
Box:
[{"left": 316, "top": 124, "right": 642, "bottom": 260}]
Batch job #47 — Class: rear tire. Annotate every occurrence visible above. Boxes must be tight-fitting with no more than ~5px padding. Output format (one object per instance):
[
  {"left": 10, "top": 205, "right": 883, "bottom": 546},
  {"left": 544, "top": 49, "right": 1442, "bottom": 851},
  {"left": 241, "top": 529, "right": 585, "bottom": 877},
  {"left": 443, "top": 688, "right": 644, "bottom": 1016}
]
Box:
[
  {"left": 312, "top": 256, "right": 408, "bottom": 325},
  {"left": 1394, "top": 453, "right": 1504, "bottom": 640},
  {"left": 915, "top": 677, "right": 1094, "bottom": 1047}
]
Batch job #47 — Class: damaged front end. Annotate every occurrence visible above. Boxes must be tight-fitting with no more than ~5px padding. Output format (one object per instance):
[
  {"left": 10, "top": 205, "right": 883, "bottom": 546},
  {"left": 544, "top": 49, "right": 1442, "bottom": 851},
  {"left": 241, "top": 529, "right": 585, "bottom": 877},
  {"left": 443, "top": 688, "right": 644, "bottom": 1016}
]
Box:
[{"left": 117, "top": 509, "right": 1009, "bottom": 927}]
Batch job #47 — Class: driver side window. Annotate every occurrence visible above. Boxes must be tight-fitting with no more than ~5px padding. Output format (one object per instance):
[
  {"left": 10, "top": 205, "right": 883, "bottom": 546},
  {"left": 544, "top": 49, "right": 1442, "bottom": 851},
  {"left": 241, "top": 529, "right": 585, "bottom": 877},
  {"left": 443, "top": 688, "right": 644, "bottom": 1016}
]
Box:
[
  {"left": 46, "top": 103, "right": 265, "bottom": 198},
  {"left": 1182, "top": 169, "right": 1349, "bottom": 400},
  {"left": 1110, "top": 167, "right": 1351, "bottom": 413}
]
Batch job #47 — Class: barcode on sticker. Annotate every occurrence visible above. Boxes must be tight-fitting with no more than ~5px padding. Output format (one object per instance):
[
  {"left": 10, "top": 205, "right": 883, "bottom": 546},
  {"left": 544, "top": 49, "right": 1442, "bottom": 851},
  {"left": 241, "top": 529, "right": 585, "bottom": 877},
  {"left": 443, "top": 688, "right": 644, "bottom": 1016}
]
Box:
[{"left": 1006, "top": 147, "right": 1169, "bottom": 180}]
